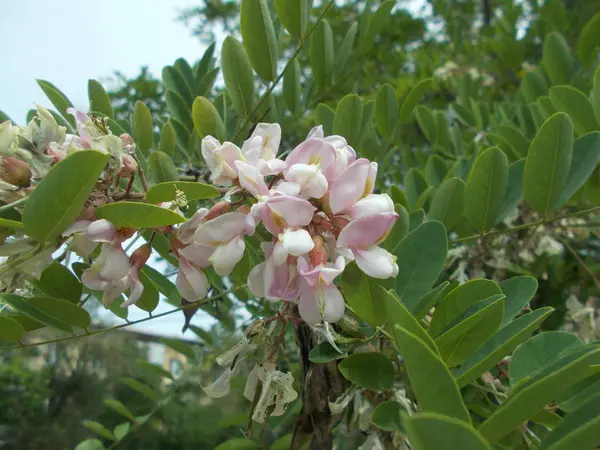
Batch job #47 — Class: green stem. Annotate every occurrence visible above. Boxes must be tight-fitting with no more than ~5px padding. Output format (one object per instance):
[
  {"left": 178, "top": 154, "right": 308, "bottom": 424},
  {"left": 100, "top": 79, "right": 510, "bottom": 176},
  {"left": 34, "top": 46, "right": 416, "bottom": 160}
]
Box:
[
  {"left": 231, "top": 0, "right": 335, "bottom": 142},
  {"left": 454, "top": 206, "right": 600, "bottom": 244},
  {"left": 0, "top": 243, "right": 43, "bottom": 276},
  {"left": 0, "top": 197, "right": 28, "bottom": 212}
]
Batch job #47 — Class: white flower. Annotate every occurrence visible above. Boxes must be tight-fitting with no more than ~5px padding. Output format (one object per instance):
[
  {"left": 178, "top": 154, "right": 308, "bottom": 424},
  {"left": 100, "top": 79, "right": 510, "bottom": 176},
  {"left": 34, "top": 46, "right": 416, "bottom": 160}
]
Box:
[{"left": 535, "top": 235, "right": 564, "bottom": 256}]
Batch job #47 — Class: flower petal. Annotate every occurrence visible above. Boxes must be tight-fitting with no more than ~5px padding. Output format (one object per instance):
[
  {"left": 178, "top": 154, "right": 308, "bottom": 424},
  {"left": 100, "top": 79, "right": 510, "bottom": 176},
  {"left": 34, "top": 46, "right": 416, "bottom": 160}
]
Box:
[
  {"left": 248, "top": 261, "right": 267, "bottom": 297},
  {"left": 280, "top": 228, "right": 314, "bottom": 257},
  {"left": 298, "top": 285, "right": 322, "bottom": 325},
  {"left": 202, "top": 368, "right": 233, "bottom": 398},
  {"left": 179, "top": 242, "right": 215, "bottom": 268},
  {"left": 354, "top": 246, "right": 399, "bottom": 279},
  {"left": 176, "top": 259, "right": 209, "bottom": 301},
  {"left": 235, "top": 160, "right": 269, "bottom": 197},
  {"left": 99, "top": 244, "right": 130, "bottom": 280},
  {"left": 210, "top": 236, "right": 245, "bottom": 276},
  {"left": 87, "top": 219, "right": 117, "bottom": 243},
  {"left": 336, "top": 213, "right": 398, "bottom": 249},
  {"left": 350, "top": 193, "right": 395, "bottom": 219},
  {"left": 193, "top": 212, "right": 245, "bottom": 245},
  {"left": 328, "top": 158, "right": 371, "bottom": 215},
  {"left": 321, "top": 284, "right": 345, "bottom": 323}
]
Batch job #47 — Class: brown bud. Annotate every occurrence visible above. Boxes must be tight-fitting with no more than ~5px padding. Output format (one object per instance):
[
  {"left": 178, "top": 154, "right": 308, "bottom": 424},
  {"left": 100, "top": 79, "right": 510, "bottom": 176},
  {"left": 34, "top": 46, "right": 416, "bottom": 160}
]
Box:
[
  {"left": 236, "top": 204, "right": 251, "bottom": 215},
  {"left": 120, "top": 154, "right": 138, "bottom": 176},
  {"left": 130, "top": 243, "right": 152, "bottom": 267},
  {"left": 309, "top": 235, "right": 328, "bottom": 267},
  {"left": 1, "top": 157, "right": 32, "bottom": 187},
  {"left": 118, "top": 227, "right": 137, "bottom": 240},
  {"left": 205, "top": 201, "right": 231, "bottom": 221}
]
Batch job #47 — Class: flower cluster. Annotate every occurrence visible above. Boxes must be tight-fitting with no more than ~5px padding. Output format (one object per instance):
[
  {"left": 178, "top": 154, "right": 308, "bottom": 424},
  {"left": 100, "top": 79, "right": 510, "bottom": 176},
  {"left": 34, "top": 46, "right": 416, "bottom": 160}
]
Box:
[{"left": 172, "top": 123, "right": 399, "bottom": 324}]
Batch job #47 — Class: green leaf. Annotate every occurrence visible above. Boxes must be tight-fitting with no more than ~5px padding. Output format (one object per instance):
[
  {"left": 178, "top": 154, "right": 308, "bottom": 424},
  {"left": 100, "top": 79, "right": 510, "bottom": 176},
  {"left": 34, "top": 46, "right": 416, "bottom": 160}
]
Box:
[
  {"left": 341, "top": 262, "right": 386, "bottom": 326},
  {"left": 104, "top": 399, "right": 137, "bottom": 422},
  {"left": 0, "top": 293, "right": 72, "bottom": 333},
  {"left": 371, "top": 401, "right": 404, "bottom": 431},
  {"left": 95, "top": 202, "right": 185, "bottom": 228},
  {"left": 409, "top": 206, "right": 424, "bottom": 229},
  {"left": 509, "top": 331, "right": 583, "bottom": 387},
  {"left": 413, "top": 281, "right": 455, "bottom": 320},
  {"left": 196, "top": 67, "right": 220, "bottom": 98},
  {"left": 133, "top": 101, "right": 153, "bottom": 155},
  {"left": 146, "top": 181, "right": 218, "bottom": 204},
  {"left": 33, "top": 262, "right": 82, "bottom": 304},
  {"left": 240, "top": 0, "right": 277, "bottom": 82},
  {"left": 159, "top": 121, "right": 177, "bottom": 157},
  {"left": 593, "top": 66, "right": 600, "bottom": 124},
  {"left": 188, "top": 325, "right": 213, "bottom": 345},
  {"left": 333, "top": 94, "right": 363, "bottom": 147},
  {"left": 478, "top": 348, "right": 600, "bottom": 442},
  {"left": 557, "top": 132, "right": 600, "bottom": 206},
  {"left": 121, "top": 377, "right": 158, "bottom": 401},
  {"left": 113, "top": 422, "right": 131, "bottom": 441},
  {"left": 214, "top": 438, "right": 260, "bottom": 450},
  {"left": 425, "top": 155, "right": 448, "bottom": 187},
  {"left": 75, "top": 439, "right": 105, "bottom": 450},
  {"left": 274, "top": 0, "right": 311, "bottom": 40},
  {"left": 389, "top": 184, "right": 409, "bottom": 209},
  {"left": 174, "top": 58, "right": 196, "bottom": 92},
  {"left": 36, "top": 79, "right": 75, "bottom": 128},
  {"left": 495, "top": 125, "right": 530, "bottom": 158},
  {"left": 309, "top": 341, "right": 347, "bottom": 363},
  {"left": 430, "top": 279, "right": 503, "bottom": 337},
  {"left": 269, "top": 434, "right": 293, "bottom": 450},
  {"left": 537, "top": 95, "right": 556, "bottom": 120},
  {"left": 87, "top": 80, "right": 113, "bottom": 118},
  {"left": 194, "top": 43, "right": 215, "bottom": 84},
  {"left": 283, "top": 60, "right": 301, "bottom": 115},
  {"left": 136, "top": 359, "right": 174, "bottom": 380},
  {"left": 549, "top": 86, "right": 598, "bottom": 136},
  {"left": 315, "top": 103, "right": 335, "bottom": 135},
  {"left": 310, "top": 19, "right": 334, "bottom": 87},
  {"left": 394, "top": 326, "right": 471, "bottom": 423},
  {"left": 452, "top": 103, "right": 476, "bottom": 127},
  {"left": 166, "top": 90, "right": 193, "bottom": 131},
  {"left": 405, "top": 168, "right": 429, "bottom": 209},
  {"left": 383, "top": 204, "right": 410, "bottom": 253},
  {"left": 540, "top": 394, "right": 600, "bottom": 450},
  {"left": 192, "top": 96, "right": 225, "bottom": 141},
  {"left": 361, "top": 0, "right": 395, "bottom": 52},
  {"left": 497, "top": 159, "right": 525, "bottom": 222},
  {"left": 28, "top": 297, "right": 91, "bottom": 329},
  {"left": 542, "top": 32, "right": 573, "bottom": 85},
  {"left": 522, "top": 71, "right": 548, "bottom": 103},
  {"left": 499, "top": 276, "right": 537, "bottom": 326},
  {"left": 335, "top": 23, "right": 358, "bottom": 77},
  {"left": 524, "top": 113, "right": 574, "bottom": 214},
  {"left": 375, "top": 84, "right": 398, "bottom": 139},
  {"left": 400, "top": 79, "right": 434, "bottom": 124},
  {"left": 163, "top": 66, "right": 194, "bottom": 105},
  {"left": 221, "top": 36, "right": 254, "bottom": 119},
  {"left": 405, "top": 413, "right": 491, "bottom": 450},
  {"left": 577, "top": 10, "right": 600, "bottom": 65},
  {"left": 464, "top": 147, "right": 508, "bottom": 232},
  {"left": 455, "top": 307, "right": 555, "bottom": 387},
  {"left": 381, "top": 288, "right": 438, "bottom": 354},
  {"left": 141, "top": 265, "right": 181, "bottom": 305},
  {"left": 148, "top": 151, "right": 178, "bottom": 184},
  {"left": 135, "top": 270, "right": 159, "bottom": 313},
  {"left": 83, "top": 421, "right": 116, "bottom": 441},
  {"left": 161, "top": 337, "right": 196, "bottom": 361},
  {"left": 395, "top": 221, "right": 448, "bottom": 313},
  {"left": 558, "top": 373, "right": 600, "bottom": 413},
  {"left": 428, "top": 177, "right": 465, "bottom": 231},
  {"left": 22, "top": 150, "right": 108, "bottom": 242},
  {"left": 0, "top": 218, "right": 23, "bottom": 229},
  {"left": 339, "top": 352, "right": 394, "bottom": 391},
  {"left": 170, "top": 118, "right": 190, "bottom": 155},
  {"left": 414, "top": 105, "right": 437, "bottom": 141},
  {"left": 0, "top": 316, "right": 25, "bottom": 342}
]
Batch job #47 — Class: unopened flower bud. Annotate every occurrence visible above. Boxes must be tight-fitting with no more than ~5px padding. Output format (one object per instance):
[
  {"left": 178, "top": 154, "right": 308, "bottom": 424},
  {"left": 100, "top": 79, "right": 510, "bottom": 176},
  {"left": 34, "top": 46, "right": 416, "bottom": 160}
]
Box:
[
  {"left": 120, "top": 154, "right": 138, "bottom": 176},
  {"left": 130, "top": 243, "right": 152, "bottom": 267},
  {"left": 118, "top": 227, "right": 137, "bottom": 240},
  {"left": 309, "top": 235, "right": 328, "bottom": 267},
  {"left": 120, "top": 133, "right": 134, "bottom": 147},
  {"left": 1, "top": 157, "right": 32, "bottom": 187},
  {"left": 205, "top": 201, "right": 231, "bottom": 221},
  {"left": 236, "top": 204, "right": 251, "bottom": 215}
]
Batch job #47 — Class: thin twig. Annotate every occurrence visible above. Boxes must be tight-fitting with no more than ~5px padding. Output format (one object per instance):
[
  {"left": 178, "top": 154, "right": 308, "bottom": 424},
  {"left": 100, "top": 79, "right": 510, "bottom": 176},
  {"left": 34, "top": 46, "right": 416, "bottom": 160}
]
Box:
[
  {"left": 0, "top": 197, "right": 28, "bottom": 212},
  {"left": 561, "top": 238, "right": 600, "bottom": 291}
]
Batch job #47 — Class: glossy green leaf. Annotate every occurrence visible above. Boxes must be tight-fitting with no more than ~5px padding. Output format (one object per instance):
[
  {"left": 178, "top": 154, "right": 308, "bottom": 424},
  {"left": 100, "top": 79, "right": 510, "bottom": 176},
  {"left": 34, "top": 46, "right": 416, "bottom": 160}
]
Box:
[
  {"left": 478, "top": 348, "right": 600, "bottom": 442},
  {"left": 133, "top": 101, "right": 153, "bottom": 155},
  {"left": 430, "top": 279, "right": 502, "bottom": 337},
  {"left": 146, "top": 181, "right": 218, "bottom": 204},
  {"left": 550, "top": 86, "right": 598, "bottom": 136},
  {"left": 121, "top": 377, "right": 158, "bottom": 401},
  {"left": 537, "top": 95, "right": 556, "bottom": 119},
  {"left": 413, "top": 281, "right": 455, "bottom": 320},
  {"left": 341, "top": 262, "right": 386, "bottom": 327},
  {"left": 414, "top": 105, "right": 436, "bottom": 141},
  {"left": 0, "top": 218, "right": 23, "bottom": 229},
  {"left": 0, "top": 294, "right": 72, "bottom": 333},
  {"left": 37, "top": 262, "right": 82, "bottom": 303},
  {"left": 141, "top": 265, "right": 181, "bottom": 305},
  {"left": 96, "top": 202, "right": 185, "bottom": 228},
  {"left": 194, "top": 43, "right": 215, "bottom": 84},
  {"left": 23, "top": 150, "right": 109, "bottom": 242},
  {"left": 174, "top": 58, "right": 196, "bottom": 91},
  {"left": 499, "top": 276, "right": 538, "bottom": 325},
  {"left": 148, "top": 151, "right": 178, "bottom": 184},
  {"left": 83, "top": 421, "right": 116, "bottom": 441},
  {"left": 405, "top": 168, "right": 429, "bottom": 209},
  {"left": 75, "top": 439, "right": 104, "bottom": 450},
  {"left": 170, "top": 118, "right": 190, "bottom": 155},
  {"left": 557, "top": 132, "right": 600, "bottom": 206},
  {"left": 361, "top": 0, "right": 395, "bottom": 52},
  {"left": 496, "top": 159, "right": 525, "bottom": 222},
  {"left": 87, "top": 80, "right": 113, "bottom": 118},
  {"left": 408, "top": 205, "right": 424, "bottom": 229},
  {"left": 452, "top": 103, "right": 476, "bottom": 127},
  {"left": 455, "top": 307, "right": 554, "bottom": 387},
  {"left": 104, "top": 399, "right": 136, "bottom": 422},
  {"left": 333, "top": 94, "right": 362, "bottom": 147},
  {"left": 283, "top": 60, "right": 301, "bottom": 115},
  {"left": 523, "top": 113, "right": 573, "bottom": 215},
  {"left": 405, "top": 413, "right": 491, "bottom": 450},
  {"left": 36, "top": 79, "right": 75, "bottom": 128},
  {"left": 192, "top": 96, "right": 225, "bottom": 141},
  {"left": 464, "top": 147, "right": 508, "bottom": 232},
  {"left": 161, "top": 337, "right": 196, "bottom": 361},
  {"left": 394, "top": 326, "right": 471, "bottom": 423},
  {"left": 159, "top": 121, "right": 176, "bottom": 157},
  {"left": 166, "top": 90, "right": 193, "bottom": 131},
  {"left": 221, "top": 36, "right": 254, "bottom": 118},
  {"left": 163, "top": 66, "right": 194, "bottom": 105},
  {"left": 542, "top": 32, "right": 573, "bottom": 85},
  {"left": 522, "top": 71, "right": 548, "bottom": 103},
  {"left": 196, "top": 67, "right": 220, "bottom": 98},
  {"left": 0, "top": 316, "right": 25, "bottom": 342},
  {"left": 315, "top": 103, "right": 335, "bottom": 135},
  {"left": 339, "top": 352, "right": 394, "bottom": 391},
  {"left": 310, "top": 19, "right": 334, "bottom": 87},
  {"left": 135, "top": 270, "right": 159, "bottom": 313},
  {"left": 389, "top": 184, "right": 409, "bottom": 209},
  {"left": 114, "top": 422, "right": 131, "bottom": 441},
  {"left": 400, "top": 79, "right": 433, "bottom": 124},
  {"left": 395, "top": 221, "right": 448, "bottom": 313},
  {"left": 496, "top": 125, "right": 530, "bottom": 158},
  {"left": 29, "top": 297, "right": 91, "bottom": 329},
  {"left": 557, "top": 373, "right": 600, "bottom": 413},
  {"left": 577, "top": 10, "right": 600, "bottom": 65},
  {"left": 371, "top": 401, "right": 404, "bottom": 431},
  {"left": 383, "top": 204, "right": 410, "bottom": 253},
  {"left": 240, "top": 0, "right": 277, "bottom": 82},
  {"left": 375, "top": 83, "right": 398, "bottom": 139},
  {"left": 428, "top": 177, "right": 465, "bottom": 231},
  {"left": 424, "top": 155, "right": 447, "bottom": 187},
  {"left": 510, "top": 331, "right": 583, "bottom": 387},
  {"left": 274, "top": 0, "right": 312, "bottom": 40},
  {"left": 335, "top": 23, "right": 358, "bottom": 77}
]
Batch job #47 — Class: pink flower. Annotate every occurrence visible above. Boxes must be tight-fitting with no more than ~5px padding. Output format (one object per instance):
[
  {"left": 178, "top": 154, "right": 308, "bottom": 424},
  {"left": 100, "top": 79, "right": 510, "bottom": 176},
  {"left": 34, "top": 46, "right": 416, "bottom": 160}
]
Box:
[
  {"left": 176, "top": 257, "right": 210, "bottom": 301},
  {"left": 201, "top": 137, "right": 243, "bottom": 186},
  {"left": 328, "top": 158, "right": 378, "bottom": 215},
  {"left": 307, "top": 126, "right": 356, "bottom": 176},
  {"left": 271, "top": 228, "right": 315, "bottom": 265},
  {"left": 283, "top": 137, "right": 337, "bottom": 198},
  {"left": 248, "top": 243, "right": 300, "bottom": 302},
  {"left": 246, "top": 194, "right": 316, "bottom": 236},
  {"left": 235, "top": 160, "right": 269, "bottom": 197},
  {"left": 296, "top": 256, "right": 346, "bottom": 325}
]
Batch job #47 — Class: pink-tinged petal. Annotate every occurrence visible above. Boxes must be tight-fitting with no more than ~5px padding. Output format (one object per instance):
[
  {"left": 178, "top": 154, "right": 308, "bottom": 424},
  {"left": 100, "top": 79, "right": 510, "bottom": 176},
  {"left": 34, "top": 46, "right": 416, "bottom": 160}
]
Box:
[
  {"left": 122, "top": 270, "right": 144, "bottom": 307},
  {"left": 99, "top": 244, "right": 130, "bottom": 280},
  {"left": 87, "top": 219, "right": 117, "bottom": 243},
  {"left": 259, "top": 158, "right": 287, "bottom": 176},
  {"left": 284, "top": 163, "right": 328, "bottom": 199},
  {"left": 216, "top": 142, "right": 243, "bottom": 168},
  {"left": 178, "top": 208, "right": 209, "bottom": 244},
  {"left": 210, "top": 236, "right": 245, "bottom": 276},
  {"left": 271, "top": 240, "right": 288, "bottom": 266},
  {"left": 62, "top": 220, "right": 91, "bottom": 237},
  {"left": 71, "top": 234, "right": 98, "bottom": 257},
  {"left": 81, "top": 269, "right": 108, "bottom": 291},
  {"left": 328, "top": 158, "right": 371, "bottom": 214},
  {"left": 250, "top": 123, "right": 281, "bottom": 158},
  {"left": 285, "top": 138, "right": 337, "bottom": 180},
  {"left": 350, "top": 193, "right": 395, "bottom": 219},
  {"left": 248, "top": 261, "right": 267, "bottom": 297},
  {"left": 307, "top": 125, "right": 324, "bottom": 140},
  {"left": 354, "top": 246, "right": 399, "bottom": 279},
  {"left": 321, "top": 284, "right": 345, "bottom": 323},
  {"left": 337, "top": 213, "right": 398, "bottom": 249},
  {"left": 365, "top": 162, "right": 378, "bottom": 196},
  {"left": 273, "top": 181, "right": 301, "bottom": 196},
  {"left": 201, "top": 136, "right": 220, "bottom": 171},
  {"left": 194, "top": 211, "right": 246, "bottom": 245},
  {"left": 298, "top": 285, "right": 322, "bottom": 325},
  {"left": 264, "top": 257, "right": 300, "bottom": 301},
  {"left": 266, "top": 195, "right": 316, "bottom": 229},
  {"left": 179, "top": 242, "right": 215, "bottom": 268},
  {"left": 280, "top": 228, "right": 315, "bottom": 257},
  {"left": 299, "top": 255, "right": 345, "bottom": 286},
  {"left": 244, "top": 204, "right": 260, "bottom": 235},
  {"left": 102, "top": 277, "right": 128, "bottom": 307},
  {"left": 241, "top": 136, "right": 263, "bottom": 165},
  {"left": 67, "top": 107, "right": 89, "bottom": 124},
  {"left": 235, "top": 160, "right": 269, "bottom": 197},
  {"left": 176, "top": 259, "right": 209, "bottom": 301}
]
